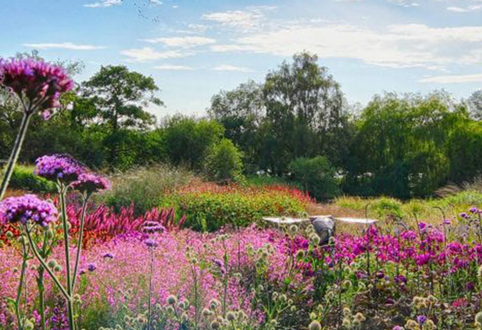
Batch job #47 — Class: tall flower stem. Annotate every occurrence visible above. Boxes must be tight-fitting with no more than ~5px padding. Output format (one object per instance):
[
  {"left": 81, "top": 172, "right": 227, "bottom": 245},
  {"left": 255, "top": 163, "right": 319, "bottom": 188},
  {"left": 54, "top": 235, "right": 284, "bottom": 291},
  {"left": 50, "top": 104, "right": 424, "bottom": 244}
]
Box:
[
  {"left": 25, "top": 228, "right": 71, "bottom": 299},
  {"left": 0, "top": 112, "right": 32, "bottom": 201},
  {"left": 58, "top": 183, "right": 76, "bottom": 330},
  {"left": 72, "top": 194, "right": 89, "bottom": 291},
  {"left": 147, "top": 248, "right": 154, "bottom": 330},
  {"left": 37, "top": 230, "right": 51, "bottom": 330},
  {"left": 14, "top": 238, "right": 29, "bottom": 330}
]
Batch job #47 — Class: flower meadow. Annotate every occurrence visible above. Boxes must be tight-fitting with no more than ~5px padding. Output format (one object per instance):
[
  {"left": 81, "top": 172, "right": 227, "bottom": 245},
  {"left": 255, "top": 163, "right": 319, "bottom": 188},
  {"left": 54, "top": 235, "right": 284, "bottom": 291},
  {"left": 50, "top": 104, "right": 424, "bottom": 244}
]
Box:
[{"left": 3, "top": 58, "right": 482, "bottom": 330}]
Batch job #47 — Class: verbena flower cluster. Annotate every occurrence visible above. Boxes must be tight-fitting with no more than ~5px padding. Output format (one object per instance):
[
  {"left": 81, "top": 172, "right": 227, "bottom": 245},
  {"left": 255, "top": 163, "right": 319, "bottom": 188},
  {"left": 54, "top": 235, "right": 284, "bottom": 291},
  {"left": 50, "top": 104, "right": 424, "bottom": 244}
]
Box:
[
  {"left": 0, "top": 58, "right": 74, "bottom": 112},
  {"left": 0, "top": 194, "right": 57, "bottom": 227},
  {"left": 35, "top": 154, "right": 85, "bottom": 183},
  {"left": 71, "top": 173, "right": 111, "bottom": 194}
]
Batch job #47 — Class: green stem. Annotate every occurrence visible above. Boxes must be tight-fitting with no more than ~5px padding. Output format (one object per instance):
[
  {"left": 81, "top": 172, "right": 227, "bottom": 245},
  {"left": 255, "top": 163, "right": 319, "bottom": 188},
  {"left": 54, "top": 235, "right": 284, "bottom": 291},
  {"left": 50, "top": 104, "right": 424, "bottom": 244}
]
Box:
[
  {"left": 0, "top": 112, "right": 32, "bottom": 201},
  {"left": 15, "top": 240, "right": 28, "bottom": 330},
  {"left": 147, "top": 248, "right": 154, "bottom": 330},
  {"left": 72, "top": 195, "right": 89, "bottom": 290},
  {"left": 58, "top": 184, "right": 75, "bottom": 330},
  {"left": 25, "top": 228, "right": 71, "bottom": 300},
  {"left": 37, "top": 230, "right": 50, "bottom": 330}
]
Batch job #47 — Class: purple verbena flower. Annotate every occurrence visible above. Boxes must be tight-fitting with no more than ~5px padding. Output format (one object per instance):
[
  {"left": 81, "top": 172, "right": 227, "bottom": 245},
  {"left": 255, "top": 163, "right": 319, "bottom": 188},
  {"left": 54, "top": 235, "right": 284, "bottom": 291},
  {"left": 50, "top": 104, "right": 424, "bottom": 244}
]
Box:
[
  {"left": 469, "top": 207, "right": 478, "bottom": 214},
  {"left": 0, "top": 58, "right": 74, "bottom": 114},
  {"left": 102, "top": 252, "right": 114, "bottom": 259},
  {"left": 35, "top": 154, "right": 85, "bottom": 183},
  {"left": 459, "top": 212, "right": 469, "bottom": 219},
  {"left": 143, "top": 221, "right": 165, "bottom": 234},
  {"left": 87, "top": 263, "right": 97, "bottom": 272},
  {"left": 417, "top": 315, "right": 427, "bottom": 325},
  {"left": 0, "top": 194, "right": 58, "bottom": 227},
  {"left": 71, "top": 172, "right": 111, "bottom": 194},
  {"left": 144, "top": 238, "right": 158, "bottom": 248}
]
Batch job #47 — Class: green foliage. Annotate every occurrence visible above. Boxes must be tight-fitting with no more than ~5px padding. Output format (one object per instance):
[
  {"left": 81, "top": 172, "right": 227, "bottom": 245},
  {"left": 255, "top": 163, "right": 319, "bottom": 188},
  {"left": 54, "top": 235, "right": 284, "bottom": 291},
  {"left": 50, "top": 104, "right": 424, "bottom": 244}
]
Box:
[
  {"left": 102, "top": 164, "right": 192, "bottom": 215},
  {"left": 244, "top": 175, "right": 303, "bottom": 190},
  {"left": 204, "top": 138, "right": 244, "bottom": 183},
  {"left": 288, "top": 156, "right": 340, "bottom": 200},
  {"left": 163, "top": 115, "right": 224, "bottom": 169},
  {"left": 160, "top": 188, "right": 307, "bottom": 231},
  {"left": 1, "top": 165, "right": 56, "bottom": 193},
  {"left": 345, "top": 92, "right": 466, "bottom": 198},
  {"left": 447, "top": 120, "right": 482, "bottom": 183}
]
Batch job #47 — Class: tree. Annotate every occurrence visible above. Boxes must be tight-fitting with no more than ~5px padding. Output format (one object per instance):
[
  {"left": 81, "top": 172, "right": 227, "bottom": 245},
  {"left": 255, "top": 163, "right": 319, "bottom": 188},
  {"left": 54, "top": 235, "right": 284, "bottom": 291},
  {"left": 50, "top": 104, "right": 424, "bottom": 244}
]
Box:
[
  {"left": 79, "top": 65, "right": 162, "bottom": 166},
  {"left": 262, "top": 52, "right": 349, "bottom": 173},
  {"left": 347, "top": 92, "right": 467, "bottom": 198},
  {"left": 208, "top": 80, "right": 264, "bottom": 169},
  {"left": 468, "top": 90, "right": 482, "bottom": 120},
  {"left": 204, "top": 138, "right": 244, "bottom": 184},
  {"left": 288, "top": 156, "right": 340, "bottom": 200},
  {"left": 163, "top": 116, "right": 224, "bottom": 169},
  {"left": 81, "top": 65, "right": 162, "bottom": 131}
]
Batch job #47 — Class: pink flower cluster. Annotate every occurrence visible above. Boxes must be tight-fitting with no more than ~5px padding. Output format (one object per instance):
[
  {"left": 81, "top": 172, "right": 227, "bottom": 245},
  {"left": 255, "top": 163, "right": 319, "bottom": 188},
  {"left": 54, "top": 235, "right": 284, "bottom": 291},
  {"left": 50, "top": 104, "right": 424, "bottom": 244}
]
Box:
[
  {"left": 35, "top": 154, "right": 85, "bottom": 183},
  {"left": 0, "top": 194, "right": 58, "bottom": 227},
  {"left": 0, "top": 58, "right": 74, "bottom": 113}
]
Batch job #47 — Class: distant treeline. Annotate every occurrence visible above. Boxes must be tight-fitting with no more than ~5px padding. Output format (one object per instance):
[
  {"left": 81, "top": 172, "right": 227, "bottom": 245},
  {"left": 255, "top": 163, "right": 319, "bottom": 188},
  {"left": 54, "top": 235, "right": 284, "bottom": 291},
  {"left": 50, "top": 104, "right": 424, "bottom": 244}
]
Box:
[{"left": 1, "top": 51, "right": 482, "bottom": 199}]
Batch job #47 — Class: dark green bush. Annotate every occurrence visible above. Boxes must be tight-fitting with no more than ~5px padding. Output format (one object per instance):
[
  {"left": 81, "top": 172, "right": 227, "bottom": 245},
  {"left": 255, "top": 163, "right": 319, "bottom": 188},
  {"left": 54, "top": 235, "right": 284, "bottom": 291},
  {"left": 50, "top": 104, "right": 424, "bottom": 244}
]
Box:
[
  {"left": 288, "top": 156, "right": 340, "bottom": 201},
  {"left": 3, "top": 165, "right": 56, "bottom": 193},
  {"left": 204, "top": 138, "right": 244, "bottom": 184}
]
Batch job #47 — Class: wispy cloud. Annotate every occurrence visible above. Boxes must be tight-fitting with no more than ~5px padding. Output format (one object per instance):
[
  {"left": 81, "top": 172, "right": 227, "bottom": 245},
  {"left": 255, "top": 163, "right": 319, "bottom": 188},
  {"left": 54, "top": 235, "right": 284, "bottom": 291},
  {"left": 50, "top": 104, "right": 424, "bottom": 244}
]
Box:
[
  {"left": 202, "top": 6, "right": 277, "bottom": 30},
  {"left": 212, "top": 64, "right": 253, "bottom": 72},
  {"left": 23, "top": 42, "right": 105, "bottom": 50},
  {"left": 142, "top": 36, "right": 216, "bottom": 48},
  {"left": 120, "top": 47, "right": 190, "bottom": 62},
  {"left": 84, "top": 0, "right": 122, "bottom": 8},
  {"left": 154, "top": 64, "right": 194, "bottom": 70},
  {"left": 447, "top": 4, "right": 482, "bottom": 13},
  {"left": 419, "top": 73, "right": 482, "bottom": 84},
  {"left": 211, "top": 22, "right": 482, "bottom": 69}
]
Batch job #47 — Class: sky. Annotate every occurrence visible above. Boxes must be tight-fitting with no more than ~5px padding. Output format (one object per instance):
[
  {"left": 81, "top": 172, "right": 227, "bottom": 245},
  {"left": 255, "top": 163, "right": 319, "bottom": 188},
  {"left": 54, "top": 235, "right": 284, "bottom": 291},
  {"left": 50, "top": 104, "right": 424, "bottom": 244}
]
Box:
[{"left": 1, "top": 0, "right": 482, "bottom": 118}]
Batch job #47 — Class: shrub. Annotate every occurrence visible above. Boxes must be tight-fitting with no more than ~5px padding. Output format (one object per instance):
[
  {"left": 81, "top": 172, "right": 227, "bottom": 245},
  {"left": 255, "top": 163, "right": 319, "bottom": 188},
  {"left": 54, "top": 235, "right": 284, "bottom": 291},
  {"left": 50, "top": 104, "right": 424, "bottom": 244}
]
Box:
[
  {"left": 204, "top": 138, "right": 244, "bottom": 184},
  {"left": 1, "top": 165, "right": 56, "bottom": 193},
  {"left": 288, "top": 156, "right": 340, "bottom": 201},
  {"left": 160, "top": 184, "right": 309, "bottom": 231},
  {"left": 102, "top": 164, "right": 192, "bottom": 215},
  {"left": 163, "top": 116, "right": 224, "bottom": 169}
]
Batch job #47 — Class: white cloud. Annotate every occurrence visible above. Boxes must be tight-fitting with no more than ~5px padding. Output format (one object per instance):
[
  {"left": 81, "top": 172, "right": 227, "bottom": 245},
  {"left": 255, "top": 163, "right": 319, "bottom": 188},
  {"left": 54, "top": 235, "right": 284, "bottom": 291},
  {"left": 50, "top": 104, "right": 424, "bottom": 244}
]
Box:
[
  {"left": 84, "top": 0, "right": 122, "bottom": 8},
  {"left": 150, "top": 0, "right": 163, "bottom": 5},
  {"left": 154, "top": 64, "right": 194, "bottom": 70},
  {"left": 211, "top": 22, "right": 482, "bottom": 69},
  {"left": 212, "top": 64, "right": 253, "bottom": 72},
  {"left": 23, "top": 42, "right": 105, "bottom": 50},
  {"left": 447, "top": 4, "right": 482, "bottom": 12},
  {"left": 420, "top": 73, "right": 482, "bottom": 83},
  {"left": 142, "top": 36, "right": 216, "bottom": 48},
  {"left": 120, "top": 47, "right": 190, "bottom": 62},
  {"left": 202, "top": 10, "right": 264, "bottom": 30}
]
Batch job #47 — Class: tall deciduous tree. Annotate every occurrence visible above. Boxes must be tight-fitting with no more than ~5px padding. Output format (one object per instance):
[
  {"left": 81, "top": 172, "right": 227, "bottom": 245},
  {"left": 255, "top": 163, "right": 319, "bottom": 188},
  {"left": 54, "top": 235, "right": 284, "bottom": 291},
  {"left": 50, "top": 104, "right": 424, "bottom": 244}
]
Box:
[{"left": 80, "top": 65, "right": 162, "bottom": 166}]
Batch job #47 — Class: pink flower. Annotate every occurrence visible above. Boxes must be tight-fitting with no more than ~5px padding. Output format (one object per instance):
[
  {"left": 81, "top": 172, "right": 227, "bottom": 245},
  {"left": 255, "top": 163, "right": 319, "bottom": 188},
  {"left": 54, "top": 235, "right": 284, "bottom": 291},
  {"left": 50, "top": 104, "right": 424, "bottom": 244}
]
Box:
[{"left": 0, "top": 58, "right": 74, "bottom": 114}]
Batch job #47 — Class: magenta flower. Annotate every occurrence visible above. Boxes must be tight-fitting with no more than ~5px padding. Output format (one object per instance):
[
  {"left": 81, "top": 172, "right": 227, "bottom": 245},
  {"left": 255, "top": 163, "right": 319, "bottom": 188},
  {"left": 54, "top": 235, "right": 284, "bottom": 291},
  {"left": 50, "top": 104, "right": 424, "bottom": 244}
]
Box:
[
  {"left": 0, "top": 194, "right": 58, "bottom": 227},
  {"left": 144, "top": 238, "right": 158, "bottom": 248},
  {"left": 87, "top": 263, "right": 97, "bottom": 272},
  {"left": 71, "top": 173, "right": 111, "bottom": 194},
  {"left": 0, "top": 58, "right": 74, "bottom": 114},
  {"left": 143, "top": 221, "right": 165, "bottom": 234},
  {"left": 35, "top": 154, "right": 85, "bottom": 183}
]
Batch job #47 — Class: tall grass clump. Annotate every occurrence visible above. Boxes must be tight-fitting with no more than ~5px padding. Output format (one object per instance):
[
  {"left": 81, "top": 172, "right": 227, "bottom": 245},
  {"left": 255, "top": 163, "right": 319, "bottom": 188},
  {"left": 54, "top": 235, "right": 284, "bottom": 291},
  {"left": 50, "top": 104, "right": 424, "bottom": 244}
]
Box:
[{"left": 102, "top": 164, "right": 193, "bottom": 215}]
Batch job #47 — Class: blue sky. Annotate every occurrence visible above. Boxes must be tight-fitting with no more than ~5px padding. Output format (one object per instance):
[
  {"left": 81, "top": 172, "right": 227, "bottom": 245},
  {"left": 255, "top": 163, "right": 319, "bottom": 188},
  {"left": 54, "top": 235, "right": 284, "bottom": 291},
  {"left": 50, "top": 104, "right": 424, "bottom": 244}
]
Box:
[{"left": 1, "top": 0, "right": 482, "bottom": 117}]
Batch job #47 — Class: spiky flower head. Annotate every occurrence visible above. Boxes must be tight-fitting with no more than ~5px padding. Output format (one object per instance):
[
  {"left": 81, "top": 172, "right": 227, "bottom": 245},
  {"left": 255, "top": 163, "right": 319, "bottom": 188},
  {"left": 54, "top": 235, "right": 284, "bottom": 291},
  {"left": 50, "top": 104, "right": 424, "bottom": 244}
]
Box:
[
  {"left": 0, "top": 58, "right": 74, "bottom": 115},
  {"left": 35, "top": 154, "right": 85, "bottom": 183},
  {"left": 71, "top": 172, "right": 111, "bottom": 194},
  {"left": 309, "top": 320, "right": 321, "bottom": 330},
  {"left": 0, "top": 194, "right": 58, "bottom": 227}
]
